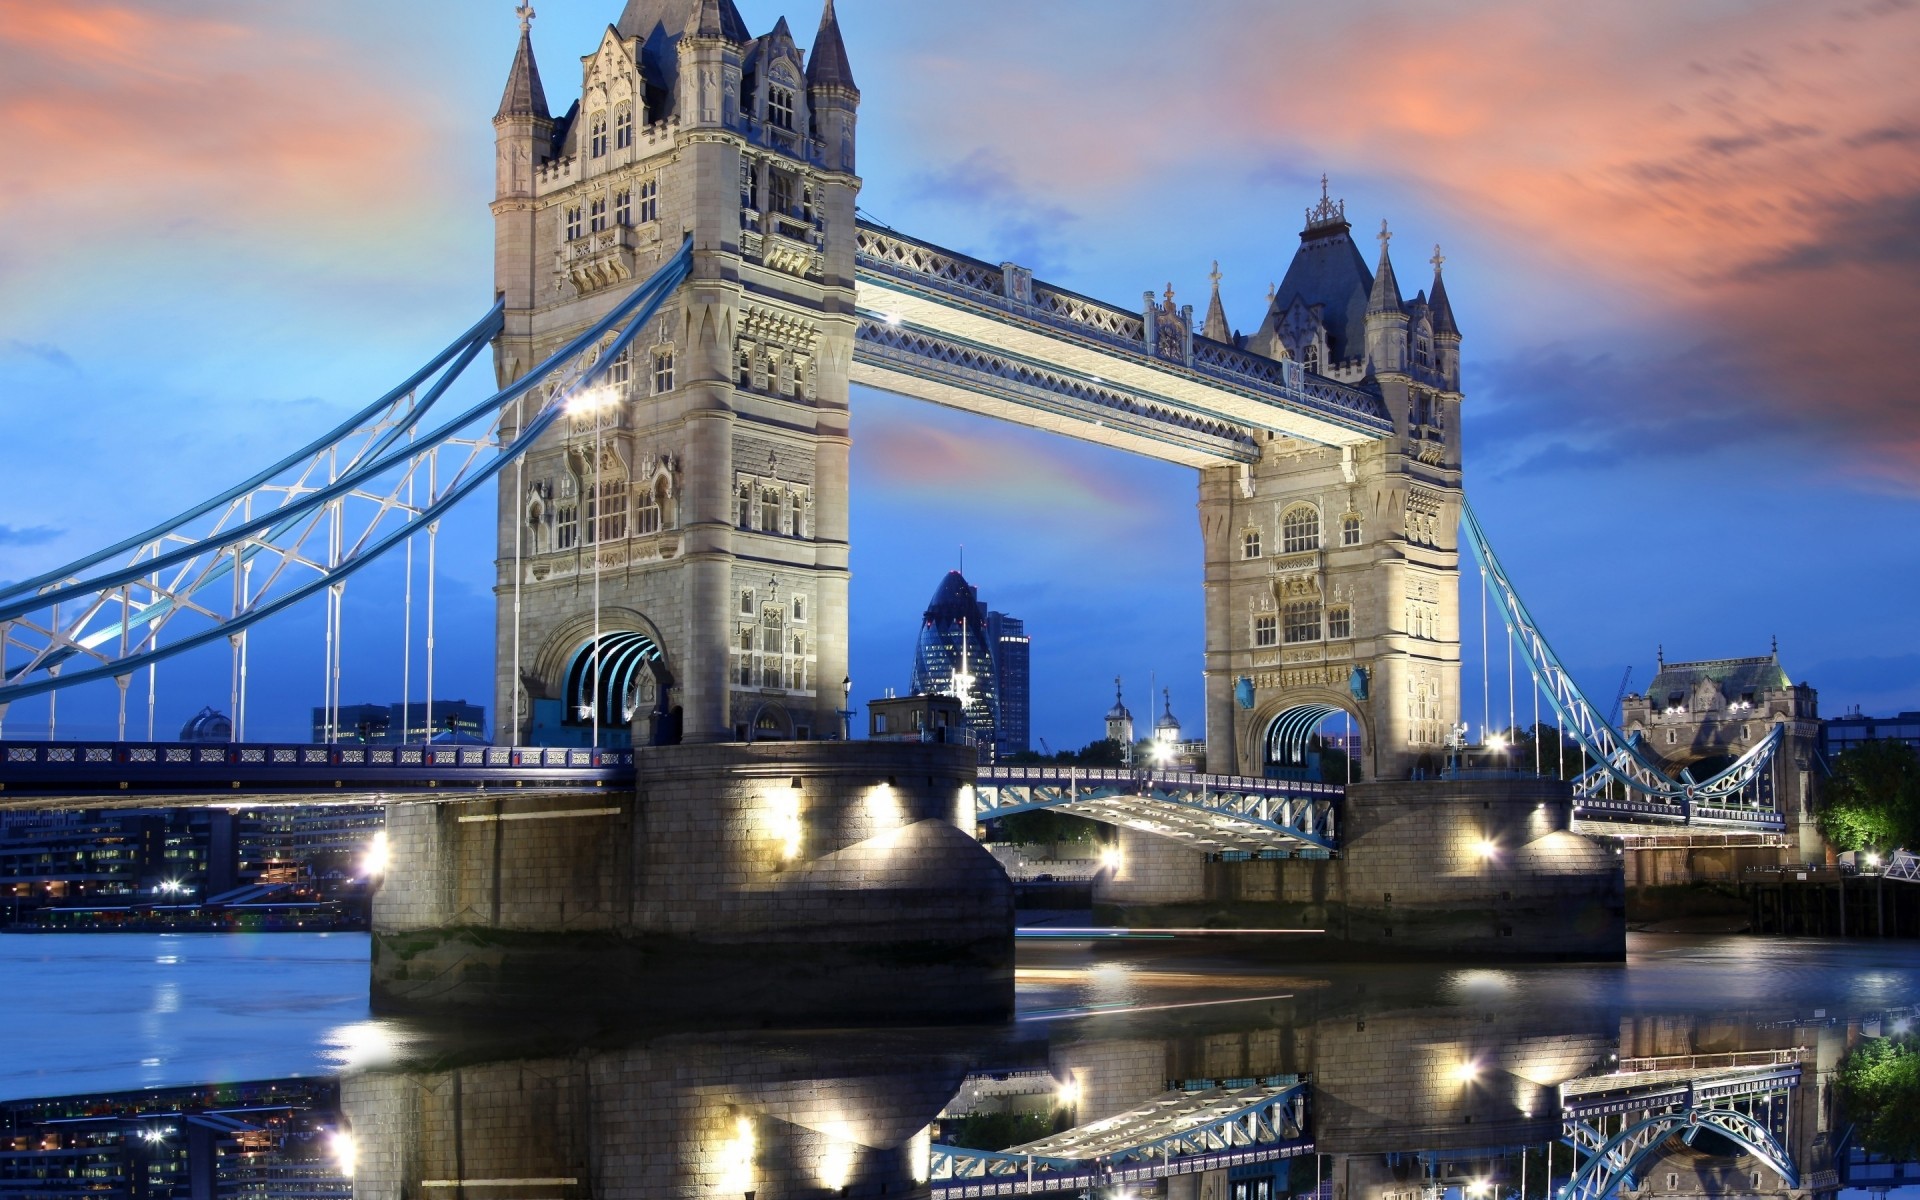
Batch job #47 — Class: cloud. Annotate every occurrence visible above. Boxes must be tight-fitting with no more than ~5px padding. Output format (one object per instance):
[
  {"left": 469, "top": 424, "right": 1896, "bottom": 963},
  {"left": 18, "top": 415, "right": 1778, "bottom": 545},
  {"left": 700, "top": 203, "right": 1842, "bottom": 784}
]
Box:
[
  {"left": 4, "top": 340, "right": 77, "bottom": 371},
  {"left": 870, "top": 0, "right": 1920, "bottom": 486},
  {"left": 0, "top": 524, "right": 63, "bottom": 546}
]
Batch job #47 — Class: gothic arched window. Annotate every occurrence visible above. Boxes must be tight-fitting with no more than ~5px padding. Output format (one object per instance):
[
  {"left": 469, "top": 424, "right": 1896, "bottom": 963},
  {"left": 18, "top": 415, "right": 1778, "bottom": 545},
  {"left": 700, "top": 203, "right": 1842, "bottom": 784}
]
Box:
[
  {"left": 589, "top": 114, "right": 609, "bottom": 158},
  {"left": 1341, "top": 513, "right": 1362, "bottom": 546},
  {"left": 614, "top": 104, "right": 633, "bottom": 150},
  {"left": 1282, "top": 599, "right": 1322, "bottom": 644},
  {"left": 767, "top": 84, "right": 795, "bottom": 131},
  {"left": 1281, "top": 505, "right": 1321, "bottom": 554},
  {"left": 1242, "top": 529, "right": 1261, "bottom": 559},
  {"left": 1302, "top": 342, "right": 1321, "bottom": 373}
]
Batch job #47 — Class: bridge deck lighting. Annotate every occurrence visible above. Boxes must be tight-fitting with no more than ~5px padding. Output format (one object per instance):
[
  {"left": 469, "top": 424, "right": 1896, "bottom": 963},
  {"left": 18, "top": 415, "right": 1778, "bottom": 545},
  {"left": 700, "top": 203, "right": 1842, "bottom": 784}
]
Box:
[
  {"left": 565, "top": 385, "right": 619, "bottom": 416},
  {"left": 330, "top": 1131, "right": 356, "bottom": 1177},
  {"left": 1466, "top": 1179, "right": 1491, "bottom": 1197},
  {"left": 362, "top": 831, "right": 389, "bottom": 878},
  {"left": 1099, "top": 846, "right": 1123, "bottom": 872},
  {"left": 1475, "top": 838, "right": 1498, "bottom": 861},
  {"left": 1056, "top": 1077, "right": 1081, "bottom": 1106},
  {"left": 1486, "top": 734, "right": 1508, "bottom": 753},
  {"left": 1454, "top": 1059, "right": 1480, "bottom": 1083}
]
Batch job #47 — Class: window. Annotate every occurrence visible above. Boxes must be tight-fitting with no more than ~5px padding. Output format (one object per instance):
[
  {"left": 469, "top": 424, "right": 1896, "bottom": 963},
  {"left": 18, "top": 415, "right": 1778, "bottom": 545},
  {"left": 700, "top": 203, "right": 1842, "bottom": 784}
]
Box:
[
  {"left": 637, "top": 177, "right": 659, "bottom": 223},
  {"left": 605, "top": 347, "right": 630, "bottom": 391},
  {"left": 786, "top": 489, "right": 805, "bottom": 537},
  {"left": 737, "top": 627, "right": 755, "bottom": 686},
  {"left": 634, "top": 480, "right": 662, "bottom": 535},
  {"left": 614, "top": 105, "right": 633, "bottom": 150},
  {"left": 1283, "top": 599, "right": 1321, "bottom": 644},
  {"left": 1667, "top": 729, "right": 1677, "bottom": 745},
  {"left": 565, "top": 206, "right": 583, "bottom": 241},
  {"left": 1341, "top": 514, "right": 1362, "bottom": 546},
  {"left": 1242, "top": 529, "right": 1261, "bottom": 559},
  {"left": 770, "top": 170, "right": 794, "bottom": 216},
  {"left": 1253, "top": 613, "right": 1278, "bottom": 648},
  {"left": 589, "top": 196, "right": 607, "bottom": 233},
  {"left": 736, "top": 346, "right": 753, "bottom": 386},
  {"left": 737, "top": 480, "right": 754, "bottom": 527},
  {"left": 740, "top": 157, "right": 758, "bottom": 210},
  {"left": 556, "top": 502, "right": 578, "bottom": 550},
  {"left": 614, "top": 189, "right": 632, "bottom": 227},
  {"left": 1281, "top": 505, "right": 1321, "bottom": 553},
  {"left": 587, "top": 478, "right": 627, "bottom": 543},
  {"left": 740, "top": 589, "right": 755, "bottom": 615},
  {"left": 652, "top": 348, "right": 675, "bottom": 394},
  {"left": 792, "top": 595, "right": 807, "bottom": 622},
  {"left": 1327, "top": 606, "right": 1352, "bottom": 639},
  {"left": 768, "top": 84, "right": 795, "bottom": 131},
  {"left": 589, "top": 114, "right": 608, "bottom": 158},
  {"left": 1302, "top": 342, "right": 1321, "bottom": 373},
  {"left": 760, "top": 485, "right": 782, "bottom": 533}
]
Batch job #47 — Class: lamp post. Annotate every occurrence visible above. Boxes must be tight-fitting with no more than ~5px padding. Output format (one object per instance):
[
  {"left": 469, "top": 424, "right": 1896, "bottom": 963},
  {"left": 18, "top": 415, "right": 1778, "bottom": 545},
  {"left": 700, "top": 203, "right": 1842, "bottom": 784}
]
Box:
[{"left": 840, "top": 675, "right": 852, "bottom": 740}]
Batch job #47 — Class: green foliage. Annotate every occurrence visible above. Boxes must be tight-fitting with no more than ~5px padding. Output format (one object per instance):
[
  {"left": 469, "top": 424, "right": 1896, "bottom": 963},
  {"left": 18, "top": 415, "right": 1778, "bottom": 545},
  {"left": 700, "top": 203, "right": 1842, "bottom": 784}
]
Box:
[
  {"left": 944, "top": 1110, "right": 1059, "bottom": 1151},
  {"left": 991, "top": 808, "right": 1099, "bottom": 848},
  {"left": 1819, "top": 739, "right": 1920, "bottom": 852},
  {"left": 1836, "top": 1035, "right": 1920, "bottom": 1161}
]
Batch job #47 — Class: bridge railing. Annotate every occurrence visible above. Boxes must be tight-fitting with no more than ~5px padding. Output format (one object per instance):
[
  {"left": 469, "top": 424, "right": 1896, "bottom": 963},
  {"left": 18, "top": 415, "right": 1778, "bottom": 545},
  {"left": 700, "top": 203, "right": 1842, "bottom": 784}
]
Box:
[
  {"left": 977, "top": 765, "right": 1342, "bottom": 802},
  {"left": 0, "top": 741, "right": 633, "bottom": 801},
  {"left": 853, "top": 223, "right": 1390, "bottom": 434}
]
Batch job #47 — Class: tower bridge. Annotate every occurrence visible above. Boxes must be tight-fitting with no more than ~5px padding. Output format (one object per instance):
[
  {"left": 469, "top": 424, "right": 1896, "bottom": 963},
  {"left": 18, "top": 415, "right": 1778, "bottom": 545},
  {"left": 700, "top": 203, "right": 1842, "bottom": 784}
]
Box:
[{"left": 0, "top": 0, "right": 1816, "bottom": 1008}]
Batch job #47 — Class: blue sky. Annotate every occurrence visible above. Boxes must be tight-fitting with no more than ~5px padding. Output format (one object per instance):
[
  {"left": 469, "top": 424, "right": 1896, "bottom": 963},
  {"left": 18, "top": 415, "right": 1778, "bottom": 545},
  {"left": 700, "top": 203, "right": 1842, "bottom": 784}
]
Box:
[{"left": 1, "top": 0, "right": 1917, "bottom": 746}]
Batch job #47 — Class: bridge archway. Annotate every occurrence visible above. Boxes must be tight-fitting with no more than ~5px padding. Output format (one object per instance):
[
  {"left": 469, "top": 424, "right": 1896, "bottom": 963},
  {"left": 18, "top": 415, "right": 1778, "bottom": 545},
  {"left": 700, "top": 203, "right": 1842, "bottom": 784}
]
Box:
[
  {"left": 1563, "top": 1107, "right": 1796, "bottom": 1200},
  {"left": 562, "top": 630, "right": 676, "bottom": 746},
  {"left": 1260, "top": 700, "right": 1366, "bottom": 783}
]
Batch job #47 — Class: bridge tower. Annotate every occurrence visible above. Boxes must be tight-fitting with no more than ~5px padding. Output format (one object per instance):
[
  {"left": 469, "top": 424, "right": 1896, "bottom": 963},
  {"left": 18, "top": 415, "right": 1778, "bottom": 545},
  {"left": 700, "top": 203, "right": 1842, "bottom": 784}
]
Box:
[
  {"left": 1201, "top": 187, "right": 1463, "bottom": 782},
  {"left": 490, "top": 0, "right": 859, "bottom": 746}
]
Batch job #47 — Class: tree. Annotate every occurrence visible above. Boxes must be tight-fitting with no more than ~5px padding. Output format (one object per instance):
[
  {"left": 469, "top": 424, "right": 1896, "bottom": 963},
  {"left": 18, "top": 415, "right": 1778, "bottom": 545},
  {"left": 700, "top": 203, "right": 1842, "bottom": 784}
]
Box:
[
  {"left": 1836, "top": 1034, "right": 1920, "bottom": 1161},
  {"left": 1819, "top": 739, "right": 1920, "bottom": 853}
]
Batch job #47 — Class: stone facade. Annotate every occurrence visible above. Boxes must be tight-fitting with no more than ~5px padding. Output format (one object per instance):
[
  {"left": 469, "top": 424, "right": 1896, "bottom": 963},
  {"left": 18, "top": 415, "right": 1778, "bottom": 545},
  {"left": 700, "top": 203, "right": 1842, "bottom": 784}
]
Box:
[
  {"left": 1095, "top": 777, "right": 1625, "bottom": 960},
  {"left": 1201, "top": 197, "right": 1464, "bottom": 782},
  {"left": 370, "top": 741, "right": 1013, "bottom": 1019},
  {"left": 491, "top": 1, "right": 859, "bottom": 747},
  {"left": 1621, "top": 651, "right": 1824, "bottom": 862}
]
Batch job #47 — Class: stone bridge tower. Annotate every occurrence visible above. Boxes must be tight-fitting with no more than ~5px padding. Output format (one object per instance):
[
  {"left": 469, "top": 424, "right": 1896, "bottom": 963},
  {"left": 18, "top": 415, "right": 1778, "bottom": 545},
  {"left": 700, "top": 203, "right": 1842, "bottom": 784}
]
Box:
[
  {"left": 1200, "top": 186, "right": 1463, "bottom": 782},
  {"left": 489, "top": 0, "right": 859, "bottom": 746}
]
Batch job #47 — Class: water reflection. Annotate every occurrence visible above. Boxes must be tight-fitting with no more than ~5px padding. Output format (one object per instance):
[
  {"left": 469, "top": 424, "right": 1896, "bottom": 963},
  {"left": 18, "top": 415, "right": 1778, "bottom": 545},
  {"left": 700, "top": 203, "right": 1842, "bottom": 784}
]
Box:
[{"left": 3, "top": 936, "right": 1916, "bottom": 1199}]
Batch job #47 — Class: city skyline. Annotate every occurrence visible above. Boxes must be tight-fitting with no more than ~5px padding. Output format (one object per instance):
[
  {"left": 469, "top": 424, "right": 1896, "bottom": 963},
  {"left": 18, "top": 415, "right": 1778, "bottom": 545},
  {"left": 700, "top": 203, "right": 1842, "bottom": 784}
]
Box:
[{"left": 1, "top": 0, "right": 1916, "bottom": 750}]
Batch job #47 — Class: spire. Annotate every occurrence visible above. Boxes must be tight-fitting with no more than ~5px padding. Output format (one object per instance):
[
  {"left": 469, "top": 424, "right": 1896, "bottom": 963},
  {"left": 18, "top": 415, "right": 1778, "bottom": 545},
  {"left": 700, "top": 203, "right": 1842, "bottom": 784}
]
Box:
[
  {"left": 1202, "top": 261, "right": 1230, "bottom": 342},
  {"left": 1304, "top": 173, "right": 1348, "bottom": 234},
  {"left": 1366, "top": 219, "right": 1403, "bottom": 315},
  {"left": 690, "top": 0, "right": 725, "bottom": 38},
  {"left": 494, "top": 9, "right": 551, "bottom": 122},
  {"left": 1428, "top": 243, "right": 1459, "bottom": 337},
  {"left": 806, "top": 0, "right": 858, "bottom": 92},
  {"left": 770, "top": 14, "right": 793, "bottom": 41}
]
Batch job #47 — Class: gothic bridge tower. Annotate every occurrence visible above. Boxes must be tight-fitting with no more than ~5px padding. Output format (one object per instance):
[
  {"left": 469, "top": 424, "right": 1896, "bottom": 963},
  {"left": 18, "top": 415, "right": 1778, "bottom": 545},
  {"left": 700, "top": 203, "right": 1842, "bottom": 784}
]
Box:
[
  {"left": 1200, "top": 183, "right": 1464, "bottom": 781},
  {"left": 490, "top": 0, "right": 859, "bottom": 746}
]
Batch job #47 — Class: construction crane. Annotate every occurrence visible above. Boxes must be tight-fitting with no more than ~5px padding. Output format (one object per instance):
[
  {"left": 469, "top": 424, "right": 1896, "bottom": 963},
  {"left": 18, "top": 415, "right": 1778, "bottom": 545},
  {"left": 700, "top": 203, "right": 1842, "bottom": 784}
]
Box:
[{"left": 1612, "top": 667, "right": 1634, "bottom": 723}]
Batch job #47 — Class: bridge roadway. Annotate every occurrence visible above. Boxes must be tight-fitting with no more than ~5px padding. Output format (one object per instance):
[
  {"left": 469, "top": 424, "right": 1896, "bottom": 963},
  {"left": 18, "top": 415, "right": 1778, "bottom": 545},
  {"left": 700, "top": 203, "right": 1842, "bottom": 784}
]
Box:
[{"left": 0, "top": 743, "right": 1339, "bottom": 857}]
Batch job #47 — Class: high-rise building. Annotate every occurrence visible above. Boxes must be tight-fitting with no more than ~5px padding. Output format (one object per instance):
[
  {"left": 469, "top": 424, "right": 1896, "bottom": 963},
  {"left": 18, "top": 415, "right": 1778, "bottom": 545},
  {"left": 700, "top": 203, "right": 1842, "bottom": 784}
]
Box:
[
  {"left": 986, "top": 611, "right": 1030, "bottom": 757},
  {"left": 311, "top": 700, "right": 486, "bottom": 744},
  {"left": 911, "top": 571, "right": 1000, "bottom": 749}
]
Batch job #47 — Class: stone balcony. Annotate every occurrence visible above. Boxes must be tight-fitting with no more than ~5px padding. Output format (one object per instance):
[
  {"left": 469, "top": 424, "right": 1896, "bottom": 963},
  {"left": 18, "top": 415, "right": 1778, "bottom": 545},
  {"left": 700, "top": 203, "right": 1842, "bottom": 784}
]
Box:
[{"left": 561, "top": 222, "right": 656, "bottom": 294}]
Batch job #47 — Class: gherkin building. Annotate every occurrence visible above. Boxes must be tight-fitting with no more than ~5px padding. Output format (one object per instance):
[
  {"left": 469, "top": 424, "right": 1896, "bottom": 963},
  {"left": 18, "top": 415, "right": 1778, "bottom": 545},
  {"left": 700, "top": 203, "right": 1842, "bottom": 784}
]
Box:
[{"left": 911, "top": 570, "right": 1000, "bottom": 746}]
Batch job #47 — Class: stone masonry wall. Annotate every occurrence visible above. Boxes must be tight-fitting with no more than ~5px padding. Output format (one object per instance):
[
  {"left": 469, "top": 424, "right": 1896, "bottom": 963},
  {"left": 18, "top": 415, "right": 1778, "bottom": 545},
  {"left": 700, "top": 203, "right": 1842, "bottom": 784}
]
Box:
[{"left": 371, "top": 742, "right": 1013, "bottom": 1019}]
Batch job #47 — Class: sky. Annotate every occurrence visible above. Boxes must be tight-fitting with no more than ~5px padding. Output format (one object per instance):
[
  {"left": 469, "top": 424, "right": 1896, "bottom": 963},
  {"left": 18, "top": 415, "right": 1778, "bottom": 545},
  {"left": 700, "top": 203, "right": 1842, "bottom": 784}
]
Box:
[{"left": 1, "top": 0, "right": 1917, "bottom": 747}]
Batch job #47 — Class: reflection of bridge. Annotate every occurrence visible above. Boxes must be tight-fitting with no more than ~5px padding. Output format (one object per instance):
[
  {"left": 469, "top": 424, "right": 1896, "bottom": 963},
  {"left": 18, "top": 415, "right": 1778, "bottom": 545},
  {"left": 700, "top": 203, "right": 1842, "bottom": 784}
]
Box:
[
  {"left": 932, "top": 1081, "right": 1312, "bottom": 1198},
  {"left": 1559, "top": 1061, "right": 1802, "bottom": 1200}
]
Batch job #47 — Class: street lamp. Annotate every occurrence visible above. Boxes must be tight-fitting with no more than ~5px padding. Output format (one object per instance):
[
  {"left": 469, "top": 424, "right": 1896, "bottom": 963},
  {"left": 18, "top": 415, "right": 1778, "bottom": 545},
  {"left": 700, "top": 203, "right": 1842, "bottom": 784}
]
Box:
[{"left": 841, "top": 675, "right": 852, "bottom": 740}]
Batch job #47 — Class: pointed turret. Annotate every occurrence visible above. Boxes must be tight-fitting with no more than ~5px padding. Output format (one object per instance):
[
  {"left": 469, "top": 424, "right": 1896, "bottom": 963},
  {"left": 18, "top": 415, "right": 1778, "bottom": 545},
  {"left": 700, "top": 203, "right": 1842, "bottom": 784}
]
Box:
[
  {"left": 1201, "top": 261, "right": 1231, "bottom": 342},
  {"left": 494, "top": 22, "right": 551, "bottom": 122},
  {"left": 769, "top": 14, "right": 794, "bottom": 41},
  {"left": 806, "top": 0, "right": 860, "bottom": 172},
  {"left": 690, "top": 0, "right": 726, "bottom": 39},
  {"left": 1427, "top": 244, "right": 1460, "bottom": 389},
  {"left": 806, "top": 0, "right": 858, "bottom": 93},
  {"left": 1366, "top": 220, "right": 1404, "bottom": 315}
]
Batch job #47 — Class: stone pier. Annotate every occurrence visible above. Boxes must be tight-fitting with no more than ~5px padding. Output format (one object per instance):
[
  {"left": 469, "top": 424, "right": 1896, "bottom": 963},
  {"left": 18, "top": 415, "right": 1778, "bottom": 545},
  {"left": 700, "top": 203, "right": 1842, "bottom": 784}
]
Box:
[
  {"left": 371, "top": 741, "right": 1013, "bottom": 1021},
  {"left": 1095, "top": 777, "right": 1625, "bottom": 959}
]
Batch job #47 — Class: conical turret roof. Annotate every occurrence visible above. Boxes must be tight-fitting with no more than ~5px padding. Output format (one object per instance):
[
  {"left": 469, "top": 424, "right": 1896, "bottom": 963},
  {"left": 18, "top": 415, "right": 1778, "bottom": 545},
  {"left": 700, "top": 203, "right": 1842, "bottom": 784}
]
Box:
[
  {"left": 1367, "top": 222, "right": 1404, "bottom": 317},
  {"left": 806, "top": 0, "right": 858, "bottom": 92},
  {"left": 1201, "top": 261, "right": 1230, "bottom": 342},
  {"left": 494, "top": 27, "right": 551, "bottom": 122},
  {"left": 1429, "top": 255, "right": 1459, "bottom": 337}
]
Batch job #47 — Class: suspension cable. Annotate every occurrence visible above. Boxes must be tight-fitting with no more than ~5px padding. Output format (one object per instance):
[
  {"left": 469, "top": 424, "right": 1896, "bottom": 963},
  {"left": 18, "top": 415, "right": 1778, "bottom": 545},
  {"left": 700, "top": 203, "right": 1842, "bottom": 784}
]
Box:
[{"left": 1480, "top": 562, "right": 1490, "bottom": 742}]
